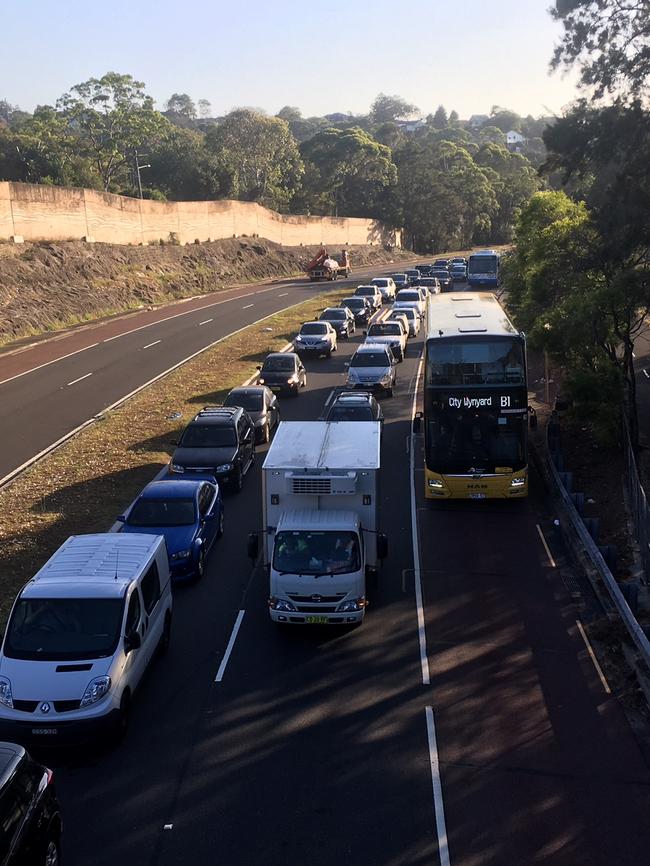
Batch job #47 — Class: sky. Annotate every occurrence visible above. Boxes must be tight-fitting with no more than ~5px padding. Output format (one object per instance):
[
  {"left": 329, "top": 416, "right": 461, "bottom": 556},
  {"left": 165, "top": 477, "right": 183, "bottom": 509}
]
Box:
[{"left": 1, "top": 0, "right": 581, "bottom": 119}]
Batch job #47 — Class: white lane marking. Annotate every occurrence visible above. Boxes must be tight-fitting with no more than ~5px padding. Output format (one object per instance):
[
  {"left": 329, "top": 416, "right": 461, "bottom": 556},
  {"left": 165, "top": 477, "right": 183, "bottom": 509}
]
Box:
[
  {"left": 576, "top": 619, "right": 612, "bottom": 694},
  {"left": 215, "top": 610, "right": 245, "bottom": 682},
  {"left": 410, "top": 354, "right": 430, "bottom": 685},
  {"left": 536, "top": 524, "right": 556, "bottom": 568},
  {"left": 242, "top": 303, "right": 254, "bottom": 309},
  {"left": 323, "top": 389, "right": 336, "bottom": 408},
  {"left": 66, "top": 372, "right": 93, "bottom": 386},
  {"left": 632, "top": 352, "right": 636, "bottom": 359},
  {"left": 278, "top": 292, "right": 289, "bottom": 297},
  {"left": 644, "top": 369, "right": 649, "bottom": 379},
  {"left": 425, "top": 706, "right": 451, "bottom": 866},
  {"left": 142, "top": 340, "right": 162, "bottom": 350},
  {"left": 199, "top": 318, "right": 213, "bottom": 326},
  {"left": 0, "top": 306, "right": 307, "bottom": 490},
  {"left": 0, "top": 343, "right": 100, "bottom": 387}
]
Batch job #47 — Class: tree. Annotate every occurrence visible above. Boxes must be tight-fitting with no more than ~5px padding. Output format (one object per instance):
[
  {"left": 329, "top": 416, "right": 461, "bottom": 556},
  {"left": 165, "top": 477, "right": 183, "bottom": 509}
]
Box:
[
  {"left": 432, "top": 105, "right": 448, "bottom": 129},
  {"left": 550, "top": 0, "right": 650, "bottom": 100},
  {"left": 448, "top": 110, "right": 460, "bottom": 126},
  {"left": 297, "top": 127, "right": 397, "bottom": 218},
  {"left": 475, "top": 142, "right": 540, "bottom": 241},
  {"left": 489, "top": 107, "right": 521, "bottom": 132},
  {"left": 370, "top": 93, "right": 419, "bottom": 124},
  {"left": 165, "top": 93, "right": 196, "bottom": 119},
  {"left": 479, "top": 125, "right": 506, "bottom": 145},
  {"left": 277, "top": 106, "right": 302, "bottom": 123},
  {"left": 147, "top": 126, "right": 226, "bottom": 200},
  {"left": 198, "top": 99, "right": 212, "bottom": 119},
  {"left": 206, "top": 109, "right": 303, "bottom": 210},
  {"left": 373, "top": 122, "right": 406, "bottom": 150},
  {"left": 56, "top": 72, "right": 170, "bottom": 191}
]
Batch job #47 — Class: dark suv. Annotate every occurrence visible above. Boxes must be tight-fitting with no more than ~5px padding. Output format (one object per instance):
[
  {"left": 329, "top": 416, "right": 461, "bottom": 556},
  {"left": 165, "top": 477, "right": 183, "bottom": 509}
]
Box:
[
  {"left": 170, "top": 406, "right": 255, "bottom": 492},
  {"left": 0, "top": 742, "right": 62, "bottom": 865}
]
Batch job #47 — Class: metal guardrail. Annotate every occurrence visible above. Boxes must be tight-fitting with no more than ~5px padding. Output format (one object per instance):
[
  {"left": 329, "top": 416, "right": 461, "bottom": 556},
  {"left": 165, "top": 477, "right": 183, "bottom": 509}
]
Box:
[
  {"left": 621, "top": 415, "right": 650, "bottom": 582},
  {"left": 539, "top": 419, "right": 650, "bottom": 671}
]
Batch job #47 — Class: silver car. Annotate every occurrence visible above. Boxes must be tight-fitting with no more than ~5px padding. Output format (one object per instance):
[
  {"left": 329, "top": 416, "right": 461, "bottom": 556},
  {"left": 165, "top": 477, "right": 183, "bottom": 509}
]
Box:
[
  {"left": 345, "top": 343, "right": 397, "bottom": 397},
  {"left": 389, "top": 307, "right": 420, "bottom": 336}
]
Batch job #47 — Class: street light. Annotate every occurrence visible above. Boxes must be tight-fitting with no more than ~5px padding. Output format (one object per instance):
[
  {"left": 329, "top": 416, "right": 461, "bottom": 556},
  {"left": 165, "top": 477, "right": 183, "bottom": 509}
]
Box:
[{"left": 135, "top": 150, "right": 151, "bottom": 199}]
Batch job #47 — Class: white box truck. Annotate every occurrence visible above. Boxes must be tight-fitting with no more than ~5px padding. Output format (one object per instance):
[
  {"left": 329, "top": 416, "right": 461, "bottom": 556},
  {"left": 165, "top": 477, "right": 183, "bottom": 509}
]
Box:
[{"left": 248, "top": 421, "right": 387, "bottom": 625}]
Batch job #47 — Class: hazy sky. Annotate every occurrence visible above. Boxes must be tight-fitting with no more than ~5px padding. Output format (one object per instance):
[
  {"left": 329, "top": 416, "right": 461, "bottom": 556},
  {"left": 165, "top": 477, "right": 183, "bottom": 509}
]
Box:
[{"left": 2, "top": 0, "right": 580, "bottom": 119}]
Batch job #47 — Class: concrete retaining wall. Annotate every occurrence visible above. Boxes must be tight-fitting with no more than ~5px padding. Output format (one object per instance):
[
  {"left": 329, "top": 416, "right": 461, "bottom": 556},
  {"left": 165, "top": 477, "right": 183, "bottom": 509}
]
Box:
[{"left": 0, "top": 182, "right": 401, "bottom": 248}]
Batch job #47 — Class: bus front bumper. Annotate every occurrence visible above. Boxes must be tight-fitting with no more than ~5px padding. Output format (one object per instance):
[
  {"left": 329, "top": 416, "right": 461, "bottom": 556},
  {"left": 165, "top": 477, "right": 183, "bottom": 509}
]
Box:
[{"left": 425, "top": 470, "right": 528, "bottom": 499}]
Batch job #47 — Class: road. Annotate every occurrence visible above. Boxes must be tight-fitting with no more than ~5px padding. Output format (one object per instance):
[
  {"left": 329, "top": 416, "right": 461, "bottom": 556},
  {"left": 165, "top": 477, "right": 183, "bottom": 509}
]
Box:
[
  {"left": 0, "top": 262, "right": 408, "bottom": 484},
  {"left": 25, "top": 310, "right": 649, "bottom": 866}
]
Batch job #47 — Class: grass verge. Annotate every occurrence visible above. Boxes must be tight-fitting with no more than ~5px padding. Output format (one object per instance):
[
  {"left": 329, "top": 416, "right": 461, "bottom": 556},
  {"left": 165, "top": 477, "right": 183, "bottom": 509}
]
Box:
[{"left": 0, "top": 287, "right": 350, "bottom": 629}]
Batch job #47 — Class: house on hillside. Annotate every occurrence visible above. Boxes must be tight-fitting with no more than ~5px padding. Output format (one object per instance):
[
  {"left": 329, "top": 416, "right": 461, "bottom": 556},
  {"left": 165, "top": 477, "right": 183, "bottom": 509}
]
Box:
[
  {"left": 468, "top": 114, "right": 490, "bottom": 129},
  {"left": 506, "top": 130, "right": 526, "bottom": 151},
  {"left": 396, "top": 119, "right": 427, "bottom": 133}
]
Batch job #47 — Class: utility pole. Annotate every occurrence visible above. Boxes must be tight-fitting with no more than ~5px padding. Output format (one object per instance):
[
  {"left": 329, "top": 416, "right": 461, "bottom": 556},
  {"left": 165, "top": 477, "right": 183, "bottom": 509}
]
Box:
[{"left": 134, "top": 150, "right": 151, "bottom": 199}]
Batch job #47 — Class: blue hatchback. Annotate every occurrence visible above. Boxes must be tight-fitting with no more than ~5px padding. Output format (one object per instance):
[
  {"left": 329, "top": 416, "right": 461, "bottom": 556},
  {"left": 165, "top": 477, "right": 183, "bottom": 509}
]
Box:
[{"left": 118, "top": 479, "right": 224, "bottom": 581}]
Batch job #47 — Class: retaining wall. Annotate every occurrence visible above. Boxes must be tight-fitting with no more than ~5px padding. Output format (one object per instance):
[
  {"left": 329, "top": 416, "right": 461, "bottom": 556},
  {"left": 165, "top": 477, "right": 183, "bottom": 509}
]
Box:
[{"left": 0, "top": 182, "right": 401, "bottom": 248}]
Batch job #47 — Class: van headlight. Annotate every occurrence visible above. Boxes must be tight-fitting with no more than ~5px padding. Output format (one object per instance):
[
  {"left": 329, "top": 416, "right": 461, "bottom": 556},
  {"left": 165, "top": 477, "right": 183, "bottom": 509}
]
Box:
[
  {"left": 80, "top": 676, "right": 111, "bottom": 708},
  {"left": 338, "top": 596, "right": 366, "bottom": 612},
  {"left": 0, "top": 677, "right": 14, "bottom": 709},
  {"left": 269, "top": 597, "right": 296, "bottom": 612},
  {"left": 169, "top": 463, "right": 185, "bottom": 474},
  {"left": 510, "top": 477, "right": 526, "bottom": 488}
]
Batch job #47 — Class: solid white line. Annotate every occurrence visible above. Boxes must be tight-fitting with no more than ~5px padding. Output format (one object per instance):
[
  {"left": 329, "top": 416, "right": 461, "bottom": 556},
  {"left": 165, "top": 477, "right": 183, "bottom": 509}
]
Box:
[
  {"left": 425, "top": 706, "right": 451, "bottom": 866},
  {"left": 142, "top": 340, "right": 162, "bottom": 350},
  {"left": 215, "top": 610, "right": 245, "bottom": 682},
  {"left": 199, "top": 318, "right": 213, "bottom": 326},
  {"left": 278, "top": 292, "right": 289, "bottom": 297},
  {"left": 323, "top": 389, "right": 336, "bottom": 408},
  {"left": 410, "top": 354, "right": 430, "bottom": 685},
  {"left": 66, "top": 372, "right": 93, "bottom": 386},
  {"left": 576, "top": 619, "right": 612, "bottom": 694},
  {"left": 644, "top": 369, "right": 650, "bottom": 379},
  {"left": 242, "top": 303, "right": 254, "bottom": 309},
  {"left": 536, "top": 524, "right": 556, "bottom": 568},
  {"left": 0, "top": 343, "right": 100, "bottom": 387}
]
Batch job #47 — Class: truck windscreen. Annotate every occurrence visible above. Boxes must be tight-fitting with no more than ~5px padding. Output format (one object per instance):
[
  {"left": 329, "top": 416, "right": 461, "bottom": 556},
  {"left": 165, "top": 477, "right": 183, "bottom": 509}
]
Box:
[{"left": 273, "top": 531, "right": 360, "bottom": 575}]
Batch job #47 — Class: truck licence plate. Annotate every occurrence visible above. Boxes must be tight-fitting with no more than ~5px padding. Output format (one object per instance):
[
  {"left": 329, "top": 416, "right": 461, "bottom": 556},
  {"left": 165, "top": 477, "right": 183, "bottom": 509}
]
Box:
[
  {"left": 469, "top": 493, "right": 486, "bottom": 499},
  {"left": 32, "top": 728, "right": 58, "bottom": 735},
  {"left": 305, "top": 616, "right": 328, "bottom": 624}
]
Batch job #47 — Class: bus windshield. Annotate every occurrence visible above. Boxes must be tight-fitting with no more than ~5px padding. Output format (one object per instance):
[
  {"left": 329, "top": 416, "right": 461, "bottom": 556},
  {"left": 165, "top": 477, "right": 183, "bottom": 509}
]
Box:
[
  {"left": 425, "top": 411, "right": 526, "bottom": 473},
  {"left": 468, "top": 255, "right": 498, "bottom": 275},
  {"left": 426, "top": 339, "right": 524, "bottom": 386}
]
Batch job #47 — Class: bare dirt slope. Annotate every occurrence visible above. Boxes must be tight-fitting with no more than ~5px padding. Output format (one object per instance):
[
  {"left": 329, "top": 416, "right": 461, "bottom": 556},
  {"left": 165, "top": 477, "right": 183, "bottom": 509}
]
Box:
[{"left": 0, "top": 238, "right": 412, "bottom": 345}]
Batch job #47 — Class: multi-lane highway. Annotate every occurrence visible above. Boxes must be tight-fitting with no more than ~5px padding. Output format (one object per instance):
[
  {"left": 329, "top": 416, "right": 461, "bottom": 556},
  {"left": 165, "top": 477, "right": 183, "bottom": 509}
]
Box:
[
  {"left": 0, "top": 262, "right": 408, "bottom": 483},
  {"left": 8, "top": 301, "right": 643, "bottom": 865}
]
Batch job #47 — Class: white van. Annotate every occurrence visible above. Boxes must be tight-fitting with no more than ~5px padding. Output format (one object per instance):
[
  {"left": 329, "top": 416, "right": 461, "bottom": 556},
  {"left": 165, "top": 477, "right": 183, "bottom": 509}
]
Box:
[{"left": 0, "top": 533, "right": 172, "bottom": 745}]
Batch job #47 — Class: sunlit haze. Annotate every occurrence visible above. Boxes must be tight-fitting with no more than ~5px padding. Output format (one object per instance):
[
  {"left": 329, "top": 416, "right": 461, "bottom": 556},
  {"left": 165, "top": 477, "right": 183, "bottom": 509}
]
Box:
[{"left": 3, "top": 0, "right": 580, "bottom": 118}]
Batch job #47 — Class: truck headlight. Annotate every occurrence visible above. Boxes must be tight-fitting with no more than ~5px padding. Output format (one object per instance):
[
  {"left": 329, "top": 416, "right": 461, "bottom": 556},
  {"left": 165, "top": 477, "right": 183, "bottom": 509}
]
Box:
[
  {"left": 269, "top": 597, "right": 296, "bottom": 612},
  {"left": 338, "top": 596, "right": 366, "bottom": 612},
  {"left": 510, "top": 477, "right": 526, "bottom": 488},
  {"left": 215, "top": 463, "right": 232, "bottom": 473},
  {"left": 80, "top": 676, "right": 111, "bottom": 708},
  {"left": 428, "top": 478, "right": 444, "bottom": 489},
  {"left": 169, "top": 463, "right": 185, "bottom": 474},
  {"left": 171, "top": 549, "right": 191, "bottom": 560},
  {"left": 0, "top": 677, "right": 14, "bottom": 709}
]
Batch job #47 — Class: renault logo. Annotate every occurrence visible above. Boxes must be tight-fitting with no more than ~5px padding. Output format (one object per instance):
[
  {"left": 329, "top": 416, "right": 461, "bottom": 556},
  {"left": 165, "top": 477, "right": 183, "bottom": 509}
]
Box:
[{"left": 40, "top": 702, "right": 51, "bottom": 714}]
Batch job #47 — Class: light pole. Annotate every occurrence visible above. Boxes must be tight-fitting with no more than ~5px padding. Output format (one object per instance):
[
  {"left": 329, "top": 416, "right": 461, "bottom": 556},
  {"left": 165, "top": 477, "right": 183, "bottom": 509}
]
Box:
[{"left": 135, "top": 150, "right": 151, "bottom": 199}]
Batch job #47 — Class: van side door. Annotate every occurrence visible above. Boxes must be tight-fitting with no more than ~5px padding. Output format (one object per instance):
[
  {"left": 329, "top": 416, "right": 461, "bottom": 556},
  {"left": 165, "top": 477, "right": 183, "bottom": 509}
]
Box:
[
  {"left": 122, "top": 585, "right": 148, "bottom": 689},
  {"left": 139, "top": 560, "right": 164, "bottom": 666}
]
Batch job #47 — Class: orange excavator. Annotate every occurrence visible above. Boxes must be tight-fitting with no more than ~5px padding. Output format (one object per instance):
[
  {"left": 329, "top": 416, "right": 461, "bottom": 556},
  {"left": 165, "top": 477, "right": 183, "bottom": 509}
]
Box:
[{"left": 306, "top": 247, "right": 351, "bottom": 282}]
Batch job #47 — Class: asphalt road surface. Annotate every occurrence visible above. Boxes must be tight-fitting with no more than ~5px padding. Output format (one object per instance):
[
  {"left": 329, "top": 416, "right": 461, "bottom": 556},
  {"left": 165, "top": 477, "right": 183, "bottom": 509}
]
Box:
[
  {"left": 21, "top": 313, "right": 650, "bottom": 866},
  {"left": 0, "top": 262, "right": 409, "bottom": 483}
]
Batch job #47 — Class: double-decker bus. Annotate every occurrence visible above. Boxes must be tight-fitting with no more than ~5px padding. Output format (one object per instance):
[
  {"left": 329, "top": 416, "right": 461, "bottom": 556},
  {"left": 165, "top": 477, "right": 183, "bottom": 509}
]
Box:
[
  {"left": 421, "top": 292, "right": 529, "bottom": 499},
  {"left": 467, "top": 249, "right": 500, "bottom": 288}
]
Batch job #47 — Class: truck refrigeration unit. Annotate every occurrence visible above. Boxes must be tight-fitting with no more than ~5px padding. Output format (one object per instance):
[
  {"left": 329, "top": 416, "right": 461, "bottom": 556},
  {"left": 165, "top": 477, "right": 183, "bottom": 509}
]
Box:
[{"left": 248, "top": 421, "right": 387, "bottom": 625}]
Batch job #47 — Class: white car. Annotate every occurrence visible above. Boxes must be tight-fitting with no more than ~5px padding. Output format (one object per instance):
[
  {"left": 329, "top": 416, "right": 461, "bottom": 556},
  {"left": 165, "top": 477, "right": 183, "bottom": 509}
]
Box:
[
  {"left": 346, "top": 343, "right": 397, "bottom": 396},
  {"left": 389, "top": 307, "right": 420, "bottom": 336},
  {"left": 371, "top": 277, "right": 396, "bottom": 303},
  {"left": 294, "top": 321, "right": 338, "bottom": 358},
  {"left": 364, "top": 320, "right": 408, "bottom": 362},
  {"left": 394, "top": 288, "right": 426, "bottom": 318},
  {"left": 354, "top": 285, "right": 383, "bottom": 312},
  {"left": 0, "top": 533, "right": 173, "bottom": 744}
]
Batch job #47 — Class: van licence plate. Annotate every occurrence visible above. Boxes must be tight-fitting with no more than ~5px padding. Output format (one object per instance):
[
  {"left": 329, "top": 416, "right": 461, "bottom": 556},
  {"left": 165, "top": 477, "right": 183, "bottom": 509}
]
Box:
[
  {"left": 305, "top": 616, "right": 328, "bottom": 624},
  {"left": 32, "top": 728, "right": 58, "bottom": 735}
]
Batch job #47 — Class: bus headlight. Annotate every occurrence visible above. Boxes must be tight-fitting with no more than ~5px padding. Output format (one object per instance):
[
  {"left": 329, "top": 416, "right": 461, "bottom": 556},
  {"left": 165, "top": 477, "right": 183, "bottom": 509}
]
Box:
[
  {"left": 428, "top": 478, "right": 444, "bottom": 489},
  {"left": 510, "top": 477, "right": 526, "bottom": 488}
]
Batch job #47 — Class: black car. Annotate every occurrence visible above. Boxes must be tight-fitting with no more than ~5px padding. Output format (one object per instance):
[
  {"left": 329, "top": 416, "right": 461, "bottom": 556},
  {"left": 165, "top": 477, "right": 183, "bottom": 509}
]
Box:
[
  {"left": 418, "top": 276, "right": 441, "bottom": 294},
  {"left": 450, "top": 263, "right": 467, "bottom": 282},
  {"left": 257, "top": 352, "right": 306, "bottom": 397},
  {"left": 390, "top": 273, "right": 410, "bottom": 291},
  {"left": 433, "top": 259, "right": 450, "bottom": 270},
  {"left": 223, "top": 386, "right": 280, "bottom": 443},
  {"left": 404, "top": 269, "right": 422, "bottom": 286},
  {"left": 415, "top": 263, "right": 433, "bottom": 276},
  {"left": 170, "top": 406, "right": 255, "bottom": 492},
  {"left": 431, "top": 270, "right": 453, "bottom": 291},
  {"left": 324, "top": 391, "right": 384, "bottom": 423},
  {"left": 319, "top": 307, "right": 356, "bottom": 339},
  {"left": 0, "top": 742, "right": 62, "bottom": 866},
  {"left": 340, "top": 296, "right": 372, "bottom": 324}
]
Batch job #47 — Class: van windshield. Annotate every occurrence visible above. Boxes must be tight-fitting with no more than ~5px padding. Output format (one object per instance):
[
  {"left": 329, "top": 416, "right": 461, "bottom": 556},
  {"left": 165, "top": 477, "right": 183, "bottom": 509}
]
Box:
[
  {"left": 273, "top": 531, "right": 360, "bottom": 575},
  {"left": 4, "top": 597, "right": 125, "bottom": 661}
]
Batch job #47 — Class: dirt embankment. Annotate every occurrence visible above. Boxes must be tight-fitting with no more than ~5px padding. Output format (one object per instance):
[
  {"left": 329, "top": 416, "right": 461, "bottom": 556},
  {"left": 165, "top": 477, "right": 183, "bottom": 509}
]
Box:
[{"left": 0, "top": 238, "right": 413, "bottom": 346}]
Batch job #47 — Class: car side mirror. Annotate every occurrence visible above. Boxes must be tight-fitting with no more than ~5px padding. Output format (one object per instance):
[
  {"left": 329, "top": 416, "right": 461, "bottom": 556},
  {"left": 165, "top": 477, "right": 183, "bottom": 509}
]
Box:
[
  {"left": 247, "top": 532, "right": 259, "bottom": 560},
  {"left": 363, "top": 330, "right": 367, "bottom": 336},
  {"left": 115, "top": 514, "right": 126, "bottom": 523},
  {"left": 256, "top": 365, "right": 262, "bottom": 371},
  {"left": 377, "top": 533, "right": 388, "bottom": 560},
  {"left": 124, "top": 630, "right": 141, "bottom": 653},
  {"left": 413, "top": 411, "right": 423, "bottom": 434},
  {"left": 344, "top": 361, "right": 350, "bottom": 368}
]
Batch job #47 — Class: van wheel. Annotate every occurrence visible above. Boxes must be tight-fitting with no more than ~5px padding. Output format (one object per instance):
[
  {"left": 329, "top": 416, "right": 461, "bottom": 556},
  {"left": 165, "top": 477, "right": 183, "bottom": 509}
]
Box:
[
  {"left": 216, "top": 509, "right": 224, "bottom": 539},
  {"left": 114, "top": 691, "right": 130, "bottom": 742},
  {"left": 158, "top": 613, "right": 172, "bottom": 656}
]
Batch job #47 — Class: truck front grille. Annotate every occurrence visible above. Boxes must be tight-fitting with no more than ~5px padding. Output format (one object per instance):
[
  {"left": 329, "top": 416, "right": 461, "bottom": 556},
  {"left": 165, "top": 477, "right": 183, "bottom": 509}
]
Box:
[
  {"left": 288, "top": 593, "right": 346, "bottom": 603},
  {"left": 296, "top": 605, "right": 338, "bottom": 613}
]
